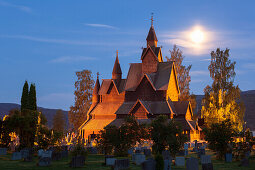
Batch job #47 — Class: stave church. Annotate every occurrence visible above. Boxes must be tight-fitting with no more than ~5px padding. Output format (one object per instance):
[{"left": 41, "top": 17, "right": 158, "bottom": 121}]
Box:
[{"left": 78, "top": 21, "right": 201, "bottom": 142}]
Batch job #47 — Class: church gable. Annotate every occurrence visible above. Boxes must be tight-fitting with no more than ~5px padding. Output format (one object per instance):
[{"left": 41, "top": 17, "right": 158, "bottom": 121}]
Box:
[
  {"left": 129, "top": 101, "right": 149, "bottom": 119},
  {"left": 142, "top": 48, "right": 158, "bottom": 73},
  {"left": 166, "top": 63, "right": 179, "bottom": 101},
  {"left": 107, "top": 81, "right": 119, "bottom": 95},
  {"left": 185, "top": 102, "right": 193, "bottom": 121}
]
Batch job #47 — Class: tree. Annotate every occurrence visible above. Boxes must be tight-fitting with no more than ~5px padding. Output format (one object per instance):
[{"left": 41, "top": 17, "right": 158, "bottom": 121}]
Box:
[
  {"left": 21, "top": 81, "right": 29, "bottom": 112},
  {"left": 69, "top": 70, "right": 94, "bottom": 131},
  {"left": 96, "top": 116, "right": 149, "bottom": 156},
  {"left": 201, "top": 48, "right": 245, "bottom": 132},
  {"left": 203, "top": 120, "right": 235, "bottom": 159},
  {"left": 166, "top": 45, "right": 196, "bottom": 112},
  {"left": 28, "top": 83, "right": 37, "bottom": 111},
  {"left": 53, "top": 109, "right": 66, "bottom": 135},
  {"left": 150, "top": 115, "right": 188, "bottom": 156}
]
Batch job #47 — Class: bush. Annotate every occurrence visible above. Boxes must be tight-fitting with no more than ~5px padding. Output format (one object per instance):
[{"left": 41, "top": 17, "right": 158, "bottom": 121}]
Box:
[{"left": 71, "top": 142, "right": 88, "bottom": 158}]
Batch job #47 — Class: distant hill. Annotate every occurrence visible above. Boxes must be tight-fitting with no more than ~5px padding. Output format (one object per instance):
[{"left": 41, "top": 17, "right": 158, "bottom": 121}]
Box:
[
  {"left": 195, "top": 90, "right": 255, "bottom": 131},
  {"left": 0, "top": 103, "right": 68, "bottom": 129}
]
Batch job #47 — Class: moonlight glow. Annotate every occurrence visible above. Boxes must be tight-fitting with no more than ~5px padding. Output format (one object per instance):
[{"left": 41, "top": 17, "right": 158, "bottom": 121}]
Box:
[{"left": 190, "top": 29, "right": 204, "bottom": 43}]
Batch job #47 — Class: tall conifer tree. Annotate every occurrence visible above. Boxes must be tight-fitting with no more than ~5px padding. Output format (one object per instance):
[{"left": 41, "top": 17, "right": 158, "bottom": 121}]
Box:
[
  {"left": 29, "top": 83, "right": 37, "bottom": 111},
  {"left": 21, "top": 81, "right": 29, "bottom": 112}
]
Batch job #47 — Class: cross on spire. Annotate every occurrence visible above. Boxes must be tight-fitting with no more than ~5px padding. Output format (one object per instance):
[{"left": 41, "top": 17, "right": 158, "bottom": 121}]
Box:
[
  {"left": 97, "top": 72, "right": 99, "bottom": 79},
  {"left": 150, "top": 13, "right": 154, "bottom": 26},
  {"left": 116, "top": 50, "right": 118, "bottom": 57}
]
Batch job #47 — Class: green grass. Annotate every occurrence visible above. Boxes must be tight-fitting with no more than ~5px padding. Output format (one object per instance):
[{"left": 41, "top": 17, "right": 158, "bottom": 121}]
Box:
[{"left": 0, "top": 150, "right": 254, "bottom": 170}]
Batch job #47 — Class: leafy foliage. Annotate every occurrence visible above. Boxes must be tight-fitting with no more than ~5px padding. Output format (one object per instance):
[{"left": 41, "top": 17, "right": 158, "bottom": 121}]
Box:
[
  {"left": 96, "top": 116, "right": 149, "bottom": 156},
  {"left": 166, "top": 45, "right": 196, "bottom": 112},
  {"left": 203, "top": 120, "right": 235, "bottom": 159},
  {"left": 71, "top": 142, "right": 88, "bottom": 158},
  {"left": 150, "top": 115, "right": 188, "bottom": 157},
  {"left": 69, "top": 70, "right": 94, "bottom": 131},
  {"left": 202, "top": 48, "right": 244, "bottom": 132},
  {"left": 53, "top": 109, "right": 66, "bottom": 135}
]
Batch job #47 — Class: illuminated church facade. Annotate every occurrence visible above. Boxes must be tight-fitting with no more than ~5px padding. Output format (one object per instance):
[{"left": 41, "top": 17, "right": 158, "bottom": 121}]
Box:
[{"left": 78, "top": 22, "right": 201, "bottom": 142}]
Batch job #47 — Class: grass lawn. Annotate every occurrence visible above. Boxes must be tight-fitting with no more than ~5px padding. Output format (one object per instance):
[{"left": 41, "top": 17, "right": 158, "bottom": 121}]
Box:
[{"left": 0, "top": 150, "right": 254, "bottom": 169}]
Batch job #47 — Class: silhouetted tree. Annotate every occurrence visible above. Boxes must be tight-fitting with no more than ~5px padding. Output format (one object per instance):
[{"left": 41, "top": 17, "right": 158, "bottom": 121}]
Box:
[
  {"left": 53, "top": 109, "right": 66, "bottom": 135},
  {"left": 28, "top": 83, "right": 37, "bottom": 111},
  {"left": 21, "top": 81, "right": 29, "bottom": 112}
]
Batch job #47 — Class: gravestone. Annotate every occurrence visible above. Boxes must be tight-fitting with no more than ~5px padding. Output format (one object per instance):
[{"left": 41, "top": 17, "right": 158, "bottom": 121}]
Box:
[
  {"left": 38, "top": 149, "right": 44, "bottom": 157},
  {"left": 51, "top": 151, "right": 62, "bottom": 161},
  {"left": 142, "top": 158, "right": 156, "bottom": 170},
  {"left": 164, "top": 159, "right": 171, "bottom": 170},
  {"left": 184, "top": 143, "right": 189, "bottom": 150},
  {"left": 11, "top": 152, "right": 22, "bottom": 160},
  {"left": 245, "top": 151, "right": 250, "bottom": 158},
  {"left": 128, "top": 149, "right": 133, "bottom": 155},
  {"left": 201, "top": 155, "right": 211, "bottom": 164},
  {"left": 186, "top": 157, "right": 199, "bottom": 170},
  {"left": 240, "top": 158, "right": 249, "bottom": 167},
  {"left": 162, "top": 150, "right": 171, "bottom": 160},
  {"left": 135, "top": 149, "right": 142, "bottom": 154},
  {"left": 144, "top": 149, "right": 152, "bottom": 157},
  {"left": 197, "top": 149, "right": 205, "bottom": 158},
  {"left": 70, "top": 155, "right": 85, "bottom": 168},
  {"left": 61, "top": 150, "right": 68, "bottom": 158},
  {"left": 175, "top": 157, "right": 185, "bottom": 166},
  {"left": 178, "top": 150, "right": 185, "bottom": 156},
  {"left": 202, "top": 163, "right": 213, "bottom": 170},
  {"left": 184, "top": 149, "right": 188, "bottom": 156},
  {"left": 131, "top": 153, "right": 136, "bottom": 161},
  {"left": 114, "top": 159, "right": 129, "bottom": 170},
  {"left": 197, "top": 143, "right": 202, "bottom": 148},
  {"left": 41, "top": 150, "right": 52, "bottom": 158},
  {"left": 20, "top": 149, "right": 29, "bottom": 159},
  {"left": 106, "top": 157, "right": 116, "bottom": 166},
  {"left": 38, "top": 157, "right": 51, "bottom": 167},
  {"left": 0, "top": 148, "right": 7, "bottom": 155},
  {"left": 134, "top": 153, "right": 146, "bottom": 165},
  {"left": 225, "top": 153, "right": 232, "bottom": 162}
]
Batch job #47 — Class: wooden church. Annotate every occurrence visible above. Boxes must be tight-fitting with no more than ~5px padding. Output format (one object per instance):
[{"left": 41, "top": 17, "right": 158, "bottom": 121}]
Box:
[{"left": 78, "top": 22, "right": 201, "bottom": 142}]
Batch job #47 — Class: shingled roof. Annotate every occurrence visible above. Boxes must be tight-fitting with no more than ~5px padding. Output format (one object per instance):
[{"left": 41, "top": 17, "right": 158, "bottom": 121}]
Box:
[
  {"left": 146, "top": 26, "right": 158, "bottom": 41},
  {"left": 172, "top": 101, "right": 190, "bottom": 115},
  {"left": 125, "top": 62, "right": 174, "bottom": 91},
  {"left": 141, "top": 46, "right": 161, "bottom": 59},
  {"left": 112, "top": 55, "right": 122, "bottom": 75},
  {"left": 93, "top": 77, "right": 100, "bottom": 95}
]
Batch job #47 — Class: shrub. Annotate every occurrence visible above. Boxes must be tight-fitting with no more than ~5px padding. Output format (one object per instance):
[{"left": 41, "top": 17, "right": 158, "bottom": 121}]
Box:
[{"left": 155, "top": 154, "right": 164, "bottom": 170}]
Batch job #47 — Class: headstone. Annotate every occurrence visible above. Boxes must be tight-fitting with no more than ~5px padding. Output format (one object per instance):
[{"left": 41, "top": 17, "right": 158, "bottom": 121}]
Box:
[
  {"left": 11, "top": 152, "right": 22, "bottom": 160},
  {"left": 184, "top": 149, "right": 188, "bottom": 156},
  {"left": 197, "top": 143, "right": 202, "bottom": 148},
  {"left": 240, "top": 158, "right": 249, "bottom": 167},
  {"left": 135, "top": 149, "right": 142, "bottom": 154},
  {"left": 61, "top": 150, "right": 68, "bottom": 158},
  {"left": 128, "top": 149, "right": 133, "bottom": 155},
  {"left": 0, "top": 148, "right": 7, "bottom": 155},
  {"left": 177, "top": 150, "right": 185, "bottom": 156},
  {"left": 134, "top": 153, "right": 146, "bottom": 165},
  {"left": 70, "top": 155, "right": 85, "bottom": 168},
  {"left": 51, "top": 151, "right": 62, "bottom": 161},
  {"left": 225, "top": 153, "right": 232, "bottom": 162},
  {"left": 20, "top": 149, "right": 29, "bottom": 159},
  {"left": 175, "top": 157, "right": 185, "bottom": 166},
  {"left": 184, "top": 143, "right": 189, "bottom": 150},
  {"left": 41, "top": 150, "right": 52, "bottom": 158},
  {"left": 38, "top": 157, "right": 51, "bottom": 167},
  {"left": 131, "top": 153, "right": 136, "bottom": 161},
  {"left": 142, "top": 158, "right": 156, "bottom": 170},
  {"left": 38, "top": 149, "right": 44, "bottom": 157},
  {"left": 201, "top": 155, "right": 211, "bottom": 164},
  {"left": 106, "top": 157, "right": 116, "bottom": 166},
  {"left": 245, "top": 151, "right": 250, "bottom": 158},
  {"left": 186, "top": 157, "right": 199, "bottom": 170},
  {"left": 114, "top": 159, "right": 130, "bottom": 170},
  {"left": 202, "top": 163, "right": 213, "bottom": 170},
  {"left": 144, "top": 149, "right": 152, "bottom": 157},
  {"left": 164, "top": 159, "right": 171, "bottom": 170},
  {"left": 197, "top": 149, "right": 205, "bottom": 158},
  {"left": 162, "top": 150, "right": 171, "bottom": 160}
]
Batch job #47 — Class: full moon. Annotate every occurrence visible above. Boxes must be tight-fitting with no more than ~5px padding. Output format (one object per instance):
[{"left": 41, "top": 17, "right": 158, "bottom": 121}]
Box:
[{"left": 190, "top": 29, "right": 204, "bottom": 43}]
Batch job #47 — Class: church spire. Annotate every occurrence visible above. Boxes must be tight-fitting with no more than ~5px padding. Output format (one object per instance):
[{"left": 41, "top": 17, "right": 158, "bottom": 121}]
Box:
[
  {"left": 93, "top": 72, "right": 100, "bottom": 95},
  {"left": 112, "top": 50, "right": 122, "bottom": 80},
  {"left": 146, "top": 14, "right": 158, "bottom": 48}
]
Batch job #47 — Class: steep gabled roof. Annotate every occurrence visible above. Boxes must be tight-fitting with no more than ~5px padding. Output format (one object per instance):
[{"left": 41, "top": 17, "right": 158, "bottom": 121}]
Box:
[
  {"left": 93, "top": 78, "right": 100, "bottom": 95},
  {"left": 141, "top": 46, "right": 161, "bottom": 59},
  {"left": 112, "top": 55, "right": 122, "bottom": 75},
  {"left": 99, "top": 79, "right": 126, "bottom": 95},
  {"left": 174, "top": 117, "right": 195, "bottom": 131},
  {"left": 98, "top": 79, "right": 112, "bottom": 95},
  {"left": 141, "top": 45, "right": 159, "bottom": 61},
  {"left": 135, "top": 74, "right": 156, "bottom": 91},
  {"left": 146, "top": 26, "right": 158, "bottom": 41},
  {"left": 172, "top": 101, "right": 190, "bottom": 116}
]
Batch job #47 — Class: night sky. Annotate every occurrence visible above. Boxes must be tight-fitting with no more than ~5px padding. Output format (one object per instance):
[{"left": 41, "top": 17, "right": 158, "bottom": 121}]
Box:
[{"left": 0, "top": 0, "right": 254, "bottom": 110}]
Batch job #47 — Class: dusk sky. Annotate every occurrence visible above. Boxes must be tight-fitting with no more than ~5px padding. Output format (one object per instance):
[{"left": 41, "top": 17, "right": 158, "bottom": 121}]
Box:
[{"left": 0, "top": 0, "right": 255, "bottom": 110}]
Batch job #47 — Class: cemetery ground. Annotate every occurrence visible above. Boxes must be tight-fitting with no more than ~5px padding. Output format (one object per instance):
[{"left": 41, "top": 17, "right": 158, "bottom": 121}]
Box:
[{"left": 0, "top": 150, "right": 254, "bottom": 169}]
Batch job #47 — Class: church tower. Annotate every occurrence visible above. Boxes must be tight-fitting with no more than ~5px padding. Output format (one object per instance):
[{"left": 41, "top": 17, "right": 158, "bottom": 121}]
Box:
[
  {"left": 112, "top": 51, "right": 122, "bottom": 81},
  {"left": 92, "top": 72, "right": 100, "bottom": 104}
]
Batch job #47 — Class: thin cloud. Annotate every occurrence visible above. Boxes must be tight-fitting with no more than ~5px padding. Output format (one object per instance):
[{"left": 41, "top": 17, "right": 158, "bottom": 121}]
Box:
[
  {"left": 0, "top": 0, "right": 31, "bottom": 13},
  {"left": 190, "top": 70, "right": 209, "bottom": 76},
  {"left": 84, "top": 23, "right": 118, "bottom": 29},
  {"left": 0, "top": 34, "right": 138, "bottom": 47},
  {"left": 50, "top": 56, "right": 96, "bottom": 63}
]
